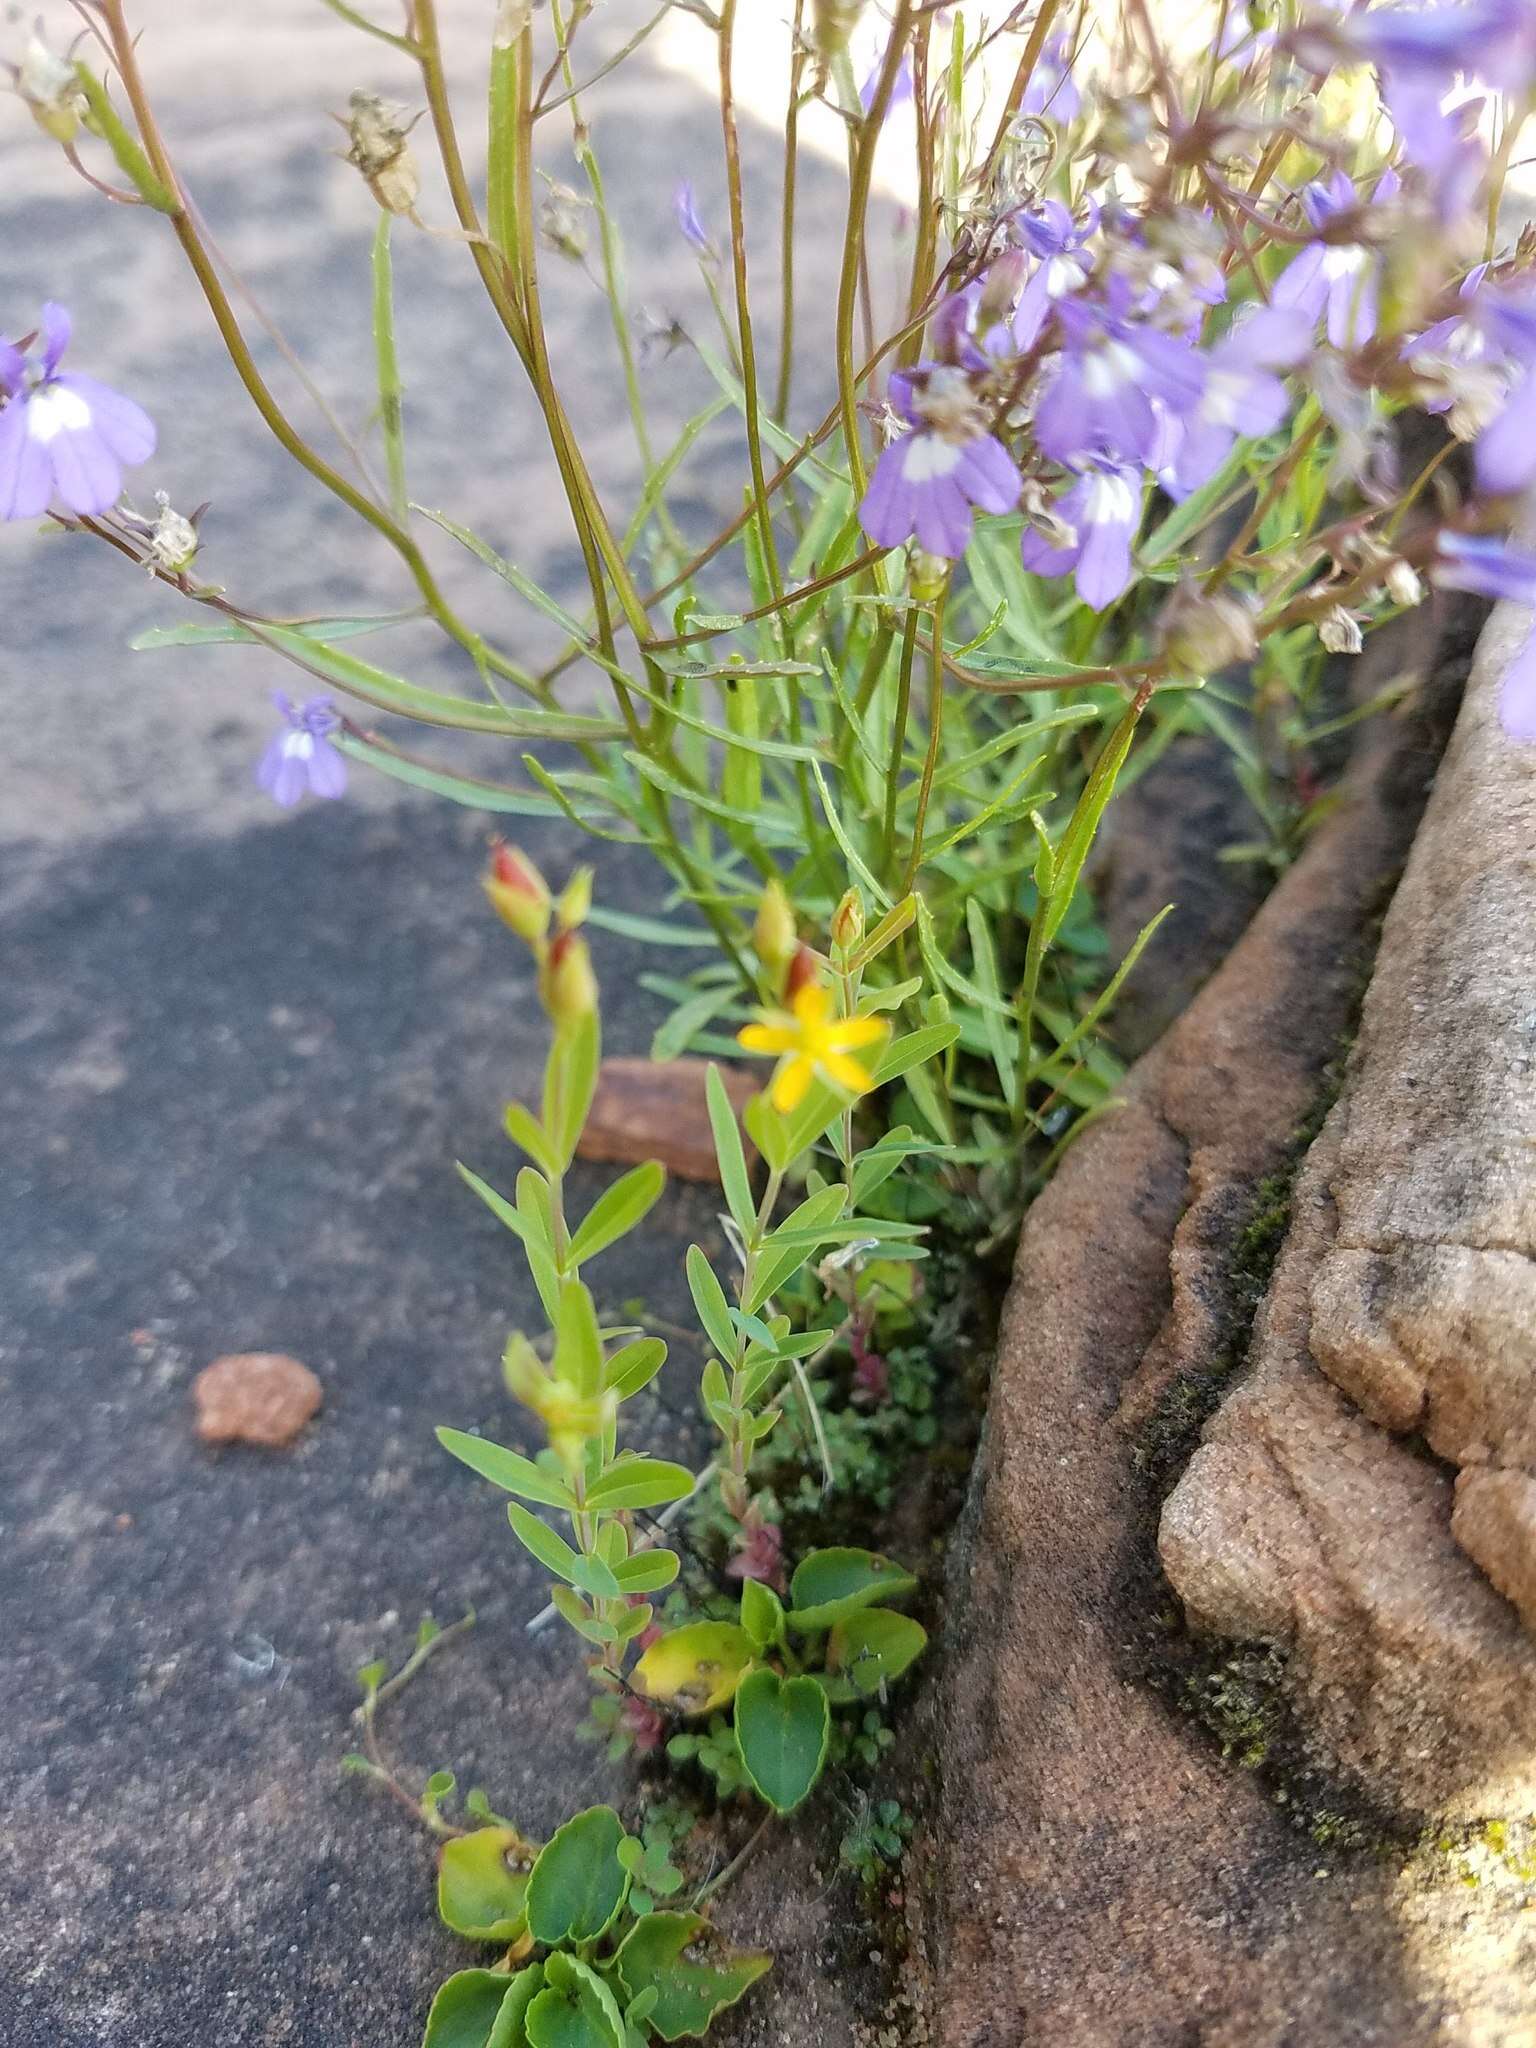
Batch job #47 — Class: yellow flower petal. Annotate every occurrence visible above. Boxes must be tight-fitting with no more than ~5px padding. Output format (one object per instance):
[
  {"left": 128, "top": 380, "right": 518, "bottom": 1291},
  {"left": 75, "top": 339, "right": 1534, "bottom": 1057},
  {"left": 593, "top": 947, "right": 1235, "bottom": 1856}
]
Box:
[
  {"left": 829, "top": 1014, "right": 887, "bottom": 1051},
  {"left": 822, "top": 1050, "right": 879, "bottom": 1096},
  {"left": 738, "top": 1021, "right": 796, "bottom": 1055},
  {"left": 790, "top": 982, "right": 832, "bottom": 1027},
  {"left": 771, "top": 1055, "right": 814, "bottom": 1112}
]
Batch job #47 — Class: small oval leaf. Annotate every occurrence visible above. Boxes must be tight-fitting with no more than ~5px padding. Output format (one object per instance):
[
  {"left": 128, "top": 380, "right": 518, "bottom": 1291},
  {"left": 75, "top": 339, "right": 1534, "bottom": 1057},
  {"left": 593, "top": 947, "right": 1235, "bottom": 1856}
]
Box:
[
  {"left": 786, "top": 1547, "right": 918, "bottom": 1631},
  {"left": 437, "top": 1827, "right": 537, "bottom": 1941},
  {"left": 526, "top": 1806, "right": 630, "bottom": 1949},
  {"left": 630, "top": 1622, "right": 754, "bottom": 1716},
  {"left": 733, "top": 1668, "right": 829, "bottom": 1815}
]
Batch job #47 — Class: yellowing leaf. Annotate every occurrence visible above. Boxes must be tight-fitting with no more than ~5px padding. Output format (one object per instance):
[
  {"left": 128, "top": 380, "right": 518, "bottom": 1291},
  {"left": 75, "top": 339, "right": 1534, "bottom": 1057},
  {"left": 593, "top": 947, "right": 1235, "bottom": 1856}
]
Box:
[{"left": 630, "top": 1623, "right": 754, "bottom": 1716}]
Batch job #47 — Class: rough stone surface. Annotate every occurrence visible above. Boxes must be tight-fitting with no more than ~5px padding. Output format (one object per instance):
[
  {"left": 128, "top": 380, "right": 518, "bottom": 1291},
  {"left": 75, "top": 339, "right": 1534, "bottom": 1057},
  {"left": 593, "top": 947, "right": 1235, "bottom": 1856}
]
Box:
[
  {"left": 923, "top": 606, "right": 1536, "bottom": 2047},
  {"left": 1305, "top": 600, "right": 1536, "bottom": 1606},
  {"left": 193, "top": 1351, "right": 324, "bottom": 1447},
  {"left": 1161, "top": 600, "right": 1536, "bottom": 1820},
  {"left": 578, "top": 1057, "right": 758, "bottom": 1184}
]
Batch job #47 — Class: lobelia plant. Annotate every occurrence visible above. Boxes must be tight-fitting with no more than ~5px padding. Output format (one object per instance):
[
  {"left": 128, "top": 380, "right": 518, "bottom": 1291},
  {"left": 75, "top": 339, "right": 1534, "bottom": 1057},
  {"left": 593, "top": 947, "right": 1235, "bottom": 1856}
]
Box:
[{"left": 14, "top": 0, "right": 1536, "bottom": 2036}]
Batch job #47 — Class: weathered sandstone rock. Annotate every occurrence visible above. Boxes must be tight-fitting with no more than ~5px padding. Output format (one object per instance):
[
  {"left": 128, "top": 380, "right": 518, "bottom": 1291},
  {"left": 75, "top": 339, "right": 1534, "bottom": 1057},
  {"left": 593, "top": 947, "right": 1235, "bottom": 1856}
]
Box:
[
  {"left": 1162, "top": 599, "right": 1536, "bottom": 1814},
  {"left": 927, "top": 611, "right": 1492, "bottom": 2046}
]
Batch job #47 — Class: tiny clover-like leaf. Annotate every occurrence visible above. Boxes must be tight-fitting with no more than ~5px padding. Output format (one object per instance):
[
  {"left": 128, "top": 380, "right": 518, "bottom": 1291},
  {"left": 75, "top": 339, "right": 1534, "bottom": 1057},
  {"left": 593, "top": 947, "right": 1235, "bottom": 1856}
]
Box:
[
  {"left": 525, "top": 1952, "right": 625, "bottom": 2048},
  {"left": 785, "top": 1547, "right": 918, "bottom": 1632},
  {"left": 438, "top": 1826, "right": 538, "bottom": 1941},
  {"left": 526, "top": 1805, "right": 630, "bottom": 1948},
  {"left": 421, "top": 1965, "right": 542, "bottom": 2048},
  {"left": 629, "top": 1622, "right": 754, "bottom": 1716},
  {"left": 739, "top": 1576, "right": 785, "bottom": 1654},
  {"left": 615, "top": 1910, "right": 772, "bottom": 2042},
  {"left": 733, "top": 1668, "right": 830, "bottom": 1815},
  {"left": 821, "top": 1610, "right": 928, "bottom": 1703}
]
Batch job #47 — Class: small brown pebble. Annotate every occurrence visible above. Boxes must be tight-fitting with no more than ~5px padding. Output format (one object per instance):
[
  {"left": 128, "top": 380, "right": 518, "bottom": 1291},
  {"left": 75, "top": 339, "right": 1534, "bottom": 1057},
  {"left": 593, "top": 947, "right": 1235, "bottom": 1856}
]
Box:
[
  {"left": 193, "top": 1352, "right": 323, "bottom": 1449},
  {"left": 574, "top": 1057, "right": 758, "bottom": 1184}
]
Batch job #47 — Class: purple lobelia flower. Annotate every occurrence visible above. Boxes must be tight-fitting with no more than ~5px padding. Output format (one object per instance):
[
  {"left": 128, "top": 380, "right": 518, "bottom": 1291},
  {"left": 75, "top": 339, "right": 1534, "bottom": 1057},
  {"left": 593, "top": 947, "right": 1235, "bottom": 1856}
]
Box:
[
  {"left": 1032, "top": 277, "right": 1206, "bottom": 466},
  {"left": 1165, "top": 306, "right": 1314, "bottom": 496},
  {"left": 672, "top": 179, "right": 712, "bottom": 257},
  {"left": 0, "top": 303, "right": 156, "bottom": 520},
  {"left": 1010, "top": 197, "right": 1099, "bottom": 348},
  {"left": 860, "top": 364, "right": 1021, "bottom": 559},
  {"left": 256, "top": 693, "right": 348, "bottom": 807},
  {"left": 1021, "top": 456, "right": 1143, "bottom": 609},
  {"left": 1271, "top": 172, "right": 1389, "bottom": 350},
  {"left": 859, "top": 40, "right": 915, "bottom": 113},
  {"left": 1432, "top": 533, "right": 1536, "bottom": 740},
  {"left": 1019, "top": 35, "right": 1081, "bottom": 122}
]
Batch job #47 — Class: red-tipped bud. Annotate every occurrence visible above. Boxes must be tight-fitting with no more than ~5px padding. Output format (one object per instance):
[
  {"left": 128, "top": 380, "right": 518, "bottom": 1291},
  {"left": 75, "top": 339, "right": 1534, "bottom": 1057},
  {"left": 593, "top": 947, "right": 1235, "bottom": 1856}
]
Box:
[
  {"left": 542, "top": 928, "right": 598, "bottom": 1026},
  {"left": 484, "top": 841, "right": 551, "bottom": 947},
  {"left": 785, "top": 943, "right": 820, "bottom": 1001},
  {"left": 830, "top": 888, "right": 865, "bottom": 957}
]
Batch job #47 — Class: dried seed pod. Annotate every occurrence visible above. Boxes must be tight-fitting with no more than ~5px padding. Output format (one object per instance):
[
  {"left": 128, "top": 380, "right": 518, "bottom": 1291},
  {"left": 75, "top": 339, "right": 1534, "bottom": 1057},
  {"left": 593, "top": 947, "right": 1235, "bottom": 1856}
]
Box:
[{"left": 340, "top": 91, "right": 421, "bottom": 217}]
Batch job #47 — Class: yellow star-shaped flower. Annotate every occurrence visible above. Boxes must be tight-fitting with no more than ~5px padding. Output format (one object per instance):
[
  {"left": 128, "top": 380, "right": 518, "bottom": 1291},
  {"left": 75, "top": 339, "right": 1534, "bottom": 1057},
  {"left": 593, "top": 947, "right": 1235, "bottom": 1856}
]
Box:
[{"left": 737, "top": 982, "right": 889, "bottom": 1113}]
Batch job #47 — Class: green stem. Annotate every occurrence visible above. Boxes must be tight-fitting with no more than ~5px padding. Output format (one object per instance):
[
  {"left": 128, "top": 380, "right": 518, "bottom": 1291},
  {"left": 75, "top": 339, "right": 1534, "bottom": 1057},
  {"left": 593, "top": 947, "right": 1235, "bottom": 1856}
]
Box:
[
  {"left": 881, "top": 609, "right": 920, "bottom": 886},
  {"left": 903, "top": 587, "right": 947, "bottom": 894}
]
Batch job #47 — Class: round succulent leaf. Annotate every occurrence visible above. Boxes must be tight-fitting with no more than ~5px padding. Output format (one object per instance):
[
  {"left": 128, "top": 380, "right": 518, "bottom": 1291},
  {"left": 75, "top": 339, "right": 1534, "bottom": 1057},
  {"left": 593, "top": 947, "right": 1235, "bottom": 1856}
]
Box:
[
  {"left": 629, "top": 1622, "right": 754, "bottom": 1716},
  {"left": 733, "top": 1668, "right": 830, "bottom": 1815},
  {"left": 615, "top": 1910, "right": 772, "bottom": 2042},
  {"left": 785, "top": 1547, "right": 918, "bottom": 1631},
  {"left": 422, "top": 1968, "right": 538, "bottom": 2048},
  {"left": 438, "top": 1827, "right": 537, "bottom": 1940},
  {"left": 526, "top": 1806, "right": 631, "bottom": 1947},
  {"left": 826, "top": 1609, "right": 928, "bottom": 1696},
  {"left": 525, "top": 1952, "right": 625, "bottom": 2048}
]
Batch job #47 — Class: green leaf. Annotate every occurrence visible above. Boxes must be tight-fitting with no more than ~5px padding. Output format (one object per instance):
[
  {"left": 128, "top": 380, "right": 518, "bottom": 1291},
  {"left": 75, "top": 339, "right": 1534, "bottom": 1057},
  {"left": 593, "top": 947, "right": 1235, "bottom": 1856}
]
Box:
[
  {"left": 422, "top": 1969, "right": 539, "bottom": 2048},
  {"left": 437, "top": 1827, "right": 535, "bottom": 1941},
  {"left": 786, "top": 1548, "right": 918, "bottom": 1632},
  {"left": 525, "top": 1952, "right": 626, "bottom": 2048},
  {"left": 584, "top": 905, "right": 719, "bottom": 948},
  {"left": 685, "top": 1245, "right": 738, "bottom": 1363},
  {"left": 743, "top": 1185, "right": 848, "bottom": 1314},
  {"left": 868, "top": 1022, "right": 961, "bottom": 1089},
  {"left": 585, "top": 1457, "right": 697, "bottom": 1511},
  {"left": 552, "top": 1007, "right": 602, "bottom": 1171},
  {"left": 611, "top": 1548, "right": 682, "bottom": 1594},
  {"left": 614, "top": 1912, "right": 772, "bottom": 2041},
  {"left": 733, "top": 1669, "right": 830, "bottom": 1815},
  {"left": 706, "top": 1066, "right": 756, "bottom": 1238},
  {"left": 488, "top": 1969, "right": 544, "bottom": 2048},
  {"left": 504, "top": 1103, "right": 562, "bottom": 1177},
  {"left": 567, "top": 1162, "right": 666, "bottom": 1268},
  {"left": 602, "top": 1336, "right": 668, "bottom": 1401},
  {"left": 552, "top": 1278, "right": 605, "bottom": 1401},
  {"left": 739, "top": 1577, "right": 786, "bottom": 1654},
  {"left": 507, "top": 1505, "right": 622, "bottom": 1599},
  {"left": 824, "top": 1609, "right": 928, "bottom": 1700},
  {"left": 526, "top": 1806, "right": 631, "bottom": 1948},
  {"left": 131, "top": 611, "right": 420, "bottom": 651},
  {"left": 251, "top": 622, "right": 621, "bottom": 739},
  {"left": 437, "top": 1427, "right": 576, "bottom": 1511},
  {"left": 630, "top": 1622, "right": 755, "bottom": 1715}
]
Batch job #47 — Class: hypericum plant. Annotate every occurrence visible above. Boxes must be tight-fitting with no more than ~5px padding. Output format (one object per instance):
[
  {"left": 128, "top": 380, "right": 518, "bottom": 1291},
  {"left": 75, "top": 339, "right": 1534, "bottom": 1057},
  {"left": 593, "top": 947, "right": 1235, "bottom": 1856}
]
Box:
[
  {"left": 424, "top": 1801, "right": 771, "bottom": 2048},
  {"left": 439, "top": 852, "right": 937, "bottom": 1817}
]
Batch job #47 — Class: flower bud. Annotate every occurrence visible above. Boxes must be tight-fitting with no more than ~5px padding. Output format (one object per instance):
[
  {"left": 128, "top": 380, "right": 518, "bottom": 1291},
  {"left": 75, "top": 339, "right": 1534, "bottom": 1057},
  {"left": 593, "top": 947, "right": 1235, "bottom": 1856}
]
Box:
[
  {"left": 13, "top": 26, "right": 83, "bottom": 143},
  {"left": 907, "top": 550, "right": 950, "bottom": 603},
  {"left": 1157, "top": 581, "right": 1258, "bottom": 677},
  {"left": 1385, "top": 558, "right": 1424, "bottom": 609},
  {"left": 830, "top": 888, "right": 865, "bottom": 957},
  {"left": 811, "top": 0, "right": 867, "bottom": 56},
  {"left": 555, "top": 865, "right": 593, "bottom": 932},
  {"left": 484, "top": 841, "right": 551, "bottom": 947},
  {"left": 342, "top": 91, "right": 421, "bottom": 216},
  {"left": 753, "top": 878, "right": 797, "bottom": 989},
  {"left": 538, "top": 181, "right": 588, "bottom": 264},
  {"left": 542, "top": 929, "right": 598, "bottom": 1026}
]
